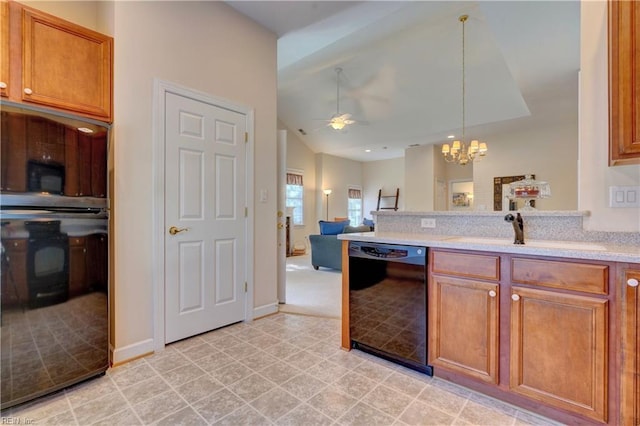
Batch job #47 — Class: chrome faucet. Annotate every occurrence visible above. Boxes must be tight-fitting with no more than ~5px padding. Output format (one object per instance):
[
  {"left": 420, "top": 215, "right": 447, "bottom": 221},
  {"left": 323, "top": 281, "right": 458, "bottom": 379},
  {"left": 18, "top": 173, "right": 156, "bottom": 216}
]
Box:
[{"left": 504, "top": 213, "right": 524, "bottom": 244}]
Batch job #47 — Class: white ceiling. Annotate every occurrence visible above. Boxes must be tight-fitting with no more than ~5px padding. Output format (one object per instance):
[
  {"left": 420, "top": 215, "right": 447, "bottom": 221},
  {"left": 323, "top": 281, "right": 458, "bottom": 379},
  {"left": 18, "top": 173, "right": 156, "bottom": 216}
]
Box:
[{"left": 227, "top": 1, "right": 580, "bottom": 162}]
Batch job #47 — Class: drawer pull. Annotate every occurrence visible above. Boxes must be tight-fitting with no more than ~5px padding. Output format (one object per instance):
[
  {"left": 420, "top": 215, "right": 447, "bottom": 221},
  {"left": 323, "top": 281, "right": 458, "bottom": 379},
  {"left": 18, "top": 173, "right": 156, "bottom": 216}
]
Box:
[
  {"left": 488, "top": 290, "right": 497, "bottom": 298},
  {"left": 0, "top": 82, "right": 6, "bottom": 89},
  {"left": 24, "top": 87, "right": 33, "bottom": 95},
  {"left": 511, "top": 294, "right": 520, "bottom": 301},
  {"left": 628, "top": 278, "right": 639, "bottom": 288}
]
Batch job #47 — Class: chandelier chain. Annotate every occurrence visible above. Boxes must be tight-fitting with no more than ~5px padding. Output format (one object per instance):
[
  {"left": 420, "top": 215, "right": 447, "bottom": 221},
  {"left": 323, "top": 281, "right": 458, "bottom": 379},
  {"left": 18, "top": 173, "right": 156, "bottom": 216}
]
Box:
[{"left": 460, "top": 14, "right": 467, "bottom": 143}]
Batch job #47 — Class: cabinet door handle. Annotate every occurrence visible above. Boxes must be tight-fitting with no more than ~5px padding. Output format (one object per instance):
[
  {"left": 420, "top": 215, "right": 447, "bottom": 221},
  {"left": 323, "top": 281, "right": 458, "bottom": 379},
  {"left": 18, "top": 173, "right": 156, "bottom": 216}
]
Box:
[
  {"left": 511, "top": 294, "right": 520, "bottom": 301},
  {"left": 0, "top": 82, "right": 6, "bottom": 89},
  {"left": 628, "top": 278, "right": 639, "bottom": 288},
  {"left": 488, "top": 290, "right": 497, "bottom": 298},
  {"left": 24, "top": 87, "right": 33, "bottom": 95}
]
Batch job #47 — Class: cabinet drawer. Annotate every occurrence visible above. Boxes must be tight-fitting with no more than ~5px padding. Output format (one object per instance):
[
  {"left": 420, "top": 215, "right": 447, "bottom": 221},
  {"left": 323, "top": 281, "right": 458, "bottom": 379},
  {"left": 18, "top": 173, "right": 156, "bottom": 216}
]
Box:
[
  {"left": 432, "top": 250, "right": 500, "bottom": 281},
  {"left": 69, "top": 236, "right": 86, "bottom": 247},
  {"left": 511, "top": 258, "right": 608, "bottom": 295},
  {"left": 3, "top": 239, "right": 27, "bottom": 251}
]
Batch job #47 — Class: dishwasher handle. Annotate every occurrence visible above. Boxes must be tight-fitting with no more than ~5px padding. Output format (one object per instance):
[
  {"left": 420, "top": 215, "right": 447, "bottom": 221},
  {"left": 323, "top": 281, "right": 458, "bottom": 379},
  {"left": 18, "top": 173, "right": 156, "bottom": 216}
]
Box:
[{"left": 348, "top": 241, "right": 426, "bottom": 265}]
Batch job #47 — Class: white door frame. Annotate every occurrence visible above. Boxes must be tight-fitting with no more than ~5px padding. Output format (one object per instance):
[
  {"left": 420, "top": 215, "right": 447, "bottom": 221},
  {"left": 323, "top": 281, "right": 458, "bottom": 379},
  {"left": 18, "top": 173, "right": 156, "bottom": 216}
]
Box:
[{"left": 152, "top": 79, "right": 254, "bottom": 352}]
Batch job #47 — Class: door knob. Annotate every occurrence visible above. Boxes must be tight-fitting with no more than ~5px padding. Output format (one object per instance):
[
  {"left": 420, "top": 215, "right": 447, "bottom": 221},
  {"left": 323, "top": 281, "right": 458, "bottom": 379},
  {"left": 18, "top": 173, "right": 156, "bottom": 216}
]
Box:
[
  {"left": 511, "top": 294, "right": 520, "bottom": 301},
  {"left": 628, "top": 278, "right": 639, "bottom": 288},
  {"left": 488, "top": 290, "right": 497, "bottom": 298},
  {"left": 169, "top": 226, "right": 188, "bottom": 235}
]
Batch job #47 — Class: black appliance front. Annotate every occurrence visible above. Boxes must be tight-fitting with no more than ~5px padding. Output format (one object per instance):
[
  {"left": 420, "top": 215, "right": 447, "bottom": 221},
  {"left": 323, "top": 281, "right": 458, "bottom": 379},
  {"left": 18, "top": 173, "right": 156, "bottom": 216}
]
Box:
[
  {"left": 348, "top": 241, "right": 432, "bottom": 375},
  {"left": 25, "top": 220, "right": 70, "bottom": 308},
  {"left": 1, "top": 213, "right": 109, "bottom": 410},
  {"left": 27, "top": 160, "right": 65, "bottom": 195}
]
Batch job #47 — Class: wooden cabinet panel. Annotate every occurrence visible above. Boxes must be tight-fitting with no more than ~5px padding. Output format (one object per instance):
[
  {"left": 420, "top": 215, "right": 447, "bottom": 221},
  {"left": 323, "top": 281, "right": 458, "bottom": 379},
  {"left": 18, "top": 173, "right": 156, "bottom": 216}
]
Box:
[
  {"left": 431, "top": 250, "right": 500, "bottom": 281},
  {"left": 621, "top": 268, "right": 639, "bottom": 425},
  {"left": 87, "top": 233, "right": 107, "bottom": 291},
  {"left": 0, "top": 111, "right": 27, "bottom": 192},
  {"left": 26, "top": 115, "right": 65, "bottom": 164},
  {"left": 64, "top": 126, "right": 80, "bottom": 196},
  {"left": 512, "top": 258, "right": 608, "bottom": 295},
  {"left": 609, "top": 0, "right": 640, "bottom": 165},
  {"left": 20, "top": 6, "right": 112, "bottom": 121},
  {"left": 510, "top": 286, "right": 608, "bottom": 423},
  {"left": 78, "top": 132, "right": 93, "bottom": 196},
  {"left": 0, "top": 0, "right": 8, "bottom": 98},
  {"left": 90, "top": 132, "right": 107, "bottom": 197},
  {"left": 68, "top": 236, "right": 87, "bottom": 297},
  {"left": 429, "top": 274, "right": 499, "bottom": 383},
  {"left": 0, "top": 239, "right": 28, "bottom": 307},
  {"left": 4, "top": 2, "right": 112, "bottom": 122}
]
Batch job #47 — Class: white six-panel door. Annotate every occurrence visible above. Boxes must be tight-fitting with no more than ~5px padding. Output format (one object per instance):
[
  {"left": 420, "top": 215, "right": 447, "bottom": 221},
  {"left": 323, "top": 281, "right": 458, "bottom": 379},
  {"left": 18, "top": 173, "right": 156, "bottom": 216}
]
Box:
[{"left": 164, "top": 91, "right": 246, "bottom": 343}]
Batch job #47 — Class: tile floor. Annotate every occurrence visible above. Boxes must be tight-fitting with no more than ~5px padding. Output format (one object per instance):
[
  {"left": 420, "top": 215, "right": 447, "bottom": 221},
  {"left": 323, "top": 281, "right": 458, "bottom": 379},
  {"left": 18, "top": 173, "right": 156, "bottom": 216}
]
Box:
[{"left": 2, "top": 313, "right": 561, "bottom": 425}]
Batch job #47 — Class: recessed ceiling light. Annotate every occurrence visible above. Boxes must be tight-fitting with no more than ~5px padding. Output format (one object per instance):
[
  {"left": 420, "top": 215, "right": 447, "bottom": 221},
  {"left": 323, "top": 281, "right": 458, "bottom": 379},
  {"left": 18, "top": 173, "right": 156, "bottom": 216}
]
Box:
[
  {"left": 447, "top": 135, "right": 455, "bottom": 139},
  {"left": 78, "top": 127, "right": 94, "bottom": 134},
  {"left": 365, "top": 149, "right": 371, "bottom": 152}
]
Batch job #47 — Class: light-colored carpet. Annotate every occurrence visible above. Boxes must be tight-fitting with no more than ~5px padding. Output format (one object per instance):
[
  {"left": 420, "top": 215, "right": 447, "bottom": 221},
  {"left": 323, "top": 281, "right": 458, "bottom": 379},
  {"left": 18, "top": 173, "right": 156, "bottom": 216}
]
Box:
[{"left": 279, "top": 253, "right": 342, "bottom": 319}]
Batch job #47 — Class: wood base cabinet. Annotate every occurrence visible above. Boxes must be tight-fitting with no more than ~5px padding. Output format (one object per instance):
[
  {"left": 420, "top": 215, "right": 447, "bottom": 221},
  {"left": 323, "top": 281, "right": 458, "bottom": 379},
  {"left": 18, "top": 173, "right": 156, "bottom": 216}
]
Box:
[
  {"left": 0, "top": 239, "right": 27, "bottom": 307},
  {"left": 429, "top": 250, "right": 500, "bottom": 384},
  {"left": 510, "top": 286, "right": 608, "bottom": 423},
  {"left": 68, "top": 236, "right": 87, "bottom": 297},
  {"left": 621, "top": 268, "right": 639, "bottom": 425},
  {"left": 429, "top": 249, "right": 615, "bottom": 425}
]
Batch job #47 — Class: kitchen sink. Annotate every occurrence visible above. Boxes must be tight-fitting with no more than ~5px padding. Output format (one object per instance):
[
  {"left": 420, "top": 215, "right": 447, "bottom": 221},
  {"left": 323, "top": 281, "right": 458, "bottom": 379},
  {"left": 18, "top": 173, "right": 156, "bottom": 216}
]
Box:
[{"left": 445, "top": 237, "right": 607, "bottom": 251}]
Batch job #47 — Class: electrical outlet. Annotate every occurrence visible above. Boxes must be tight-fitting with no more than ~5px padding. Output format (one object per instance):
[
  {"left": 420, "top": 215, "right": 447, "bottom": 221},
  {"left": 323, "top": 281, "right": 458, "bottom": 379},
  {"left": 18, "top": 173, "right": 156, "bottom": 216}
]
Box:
[{"left": 421, "top": 218, "right": 436, "bottom": 228}]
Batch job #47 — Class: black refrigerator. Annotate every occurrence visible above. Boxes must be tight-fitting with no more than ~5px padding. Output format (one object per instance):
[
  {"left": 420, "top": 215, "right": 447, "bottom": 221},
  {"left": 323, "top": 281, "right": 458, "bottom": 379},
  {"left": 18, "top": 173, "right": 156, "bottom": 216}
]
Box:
[{"left": 0, "top": 102, "right": 110, "bottom": 409}]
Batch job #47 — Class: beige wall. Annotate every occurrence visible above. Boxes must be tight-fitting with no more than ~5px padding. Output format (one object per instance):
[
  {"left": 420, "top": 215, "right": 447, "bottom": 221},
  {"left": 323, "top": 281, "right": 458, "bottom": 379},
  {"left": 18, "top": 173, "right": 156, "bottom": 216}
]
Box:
[
  {"left": 108, "top": 1, "right": 277, "bottom": 362},
  {"left": 314, "top": 153, "right": 363, "bottom": 227},
  {"left": 362, "top": 157, "right": 404, "bottom": 218},
  {"left": 21, "top": 1, "right": 102, "bottom": 30},
  {"left": 404, "top": 145, "right": 437, "bottom": 211},
  {"left": 283, "top": 123, "right": 317, "bottom": 245},
  {"left": 579, "top": 1, "right": 640, "bottom": 232},
  {"left": 472, "top": 118, "right": 578, "bottom": 211}
]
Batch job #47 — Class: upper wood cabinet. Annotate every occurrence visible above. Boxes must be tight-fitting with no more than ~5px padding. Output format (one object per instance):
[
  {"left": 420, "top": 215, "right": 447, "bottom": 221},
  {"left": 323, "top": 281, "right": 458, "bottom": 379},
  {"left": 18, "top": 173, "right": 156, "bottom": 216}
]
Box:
[
  {"left": 0, "top": 1, "right": 9, "bottom": 98},
  {"left": 4, "top": 1, "right": 113, "bottom": 122},
  {"left": 609, "top": 0, "right": 640, "bottom": 166}
]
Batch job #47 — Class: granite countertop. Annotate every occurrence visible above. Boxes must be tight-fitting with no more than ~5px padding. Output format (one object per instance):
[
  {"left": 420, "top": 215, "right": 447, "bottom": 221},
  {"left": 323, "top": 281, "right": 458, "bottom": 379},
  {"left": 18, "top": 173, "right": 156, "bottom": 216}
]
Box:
[{"left": 338, "top": 231, "right": 640, "bottom": 263}]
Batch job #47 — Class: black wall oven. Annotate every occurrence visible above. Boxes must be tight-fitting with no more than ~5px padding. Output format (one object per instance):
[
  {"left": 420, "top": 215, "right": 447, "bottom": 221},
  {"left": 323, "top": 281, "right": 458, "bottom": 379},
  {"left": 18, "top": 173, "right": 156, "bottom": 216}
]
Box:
[
  {"left": 348, "top": 241, "right": 432, "bottom": 375},
  {"left": 1, "top": 102, "right": 110, "bottom": 410}
]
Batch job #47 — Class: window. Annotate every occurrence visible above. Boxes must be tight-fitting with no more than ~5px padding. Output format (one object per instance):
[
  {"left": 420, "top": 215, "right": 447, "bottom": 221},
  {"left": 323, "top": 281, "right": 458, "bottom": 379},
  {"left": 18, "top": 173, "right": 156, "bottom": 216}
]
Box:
[
  {"left": 286, "top": 172, "right": 304, "bottom": 225},
  {"left": 347, "top": 187, "right": 362, "bottom": 226}
]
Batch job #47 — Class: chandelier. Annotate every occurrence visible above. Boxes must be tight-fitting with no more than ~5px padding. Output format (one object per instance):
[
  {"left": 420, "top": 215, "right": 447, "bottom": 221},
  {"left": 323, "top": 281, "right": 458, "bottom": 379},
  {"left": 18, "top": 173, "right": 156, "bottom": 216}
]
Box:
[{"left": 442, "top": 15, "right": 488, "bottom": 166}]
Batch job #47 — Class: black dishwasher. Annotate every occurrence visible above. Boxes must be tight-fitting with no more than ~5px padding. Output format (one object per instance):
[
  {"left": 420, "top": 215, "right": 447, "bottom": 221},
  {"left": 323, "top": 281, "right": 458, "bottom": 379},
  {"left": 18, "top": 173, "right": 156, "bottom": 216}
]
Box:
[{"left": 348, "top": 241, "right": 432, "bottom": 375}]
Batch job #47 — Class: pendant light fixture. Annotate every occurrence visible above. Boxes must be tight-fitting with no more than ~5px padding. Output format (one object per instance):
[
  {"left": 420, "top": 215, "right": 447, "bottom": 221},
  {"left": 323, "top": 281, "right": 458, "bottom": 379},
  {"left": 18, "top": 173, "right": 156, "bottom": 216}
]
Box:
[{"left": 442, "top": 15, "right": 488, "bottom": 166}]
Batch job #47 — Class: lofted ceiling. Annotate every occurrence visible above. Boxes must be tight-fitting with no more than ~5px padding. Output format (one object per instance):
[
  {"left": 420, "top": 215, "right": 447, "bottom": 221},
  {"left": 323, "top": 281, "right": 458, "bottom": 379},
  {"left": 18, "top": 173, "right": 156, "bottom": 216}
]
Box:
[{"left": 227, "top": 1, "right": 580, "bottom": 162}]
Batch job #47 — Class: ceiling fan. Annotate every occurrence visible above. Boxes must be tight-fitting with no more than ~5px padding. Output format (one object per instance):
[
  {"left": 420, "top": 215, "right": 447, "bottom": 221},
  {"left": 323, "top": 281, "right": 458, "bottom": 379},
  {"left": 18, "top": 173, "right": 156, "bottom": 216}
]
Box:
[{"left": 323, "top": 67, "right": 359, "bottom": 131}]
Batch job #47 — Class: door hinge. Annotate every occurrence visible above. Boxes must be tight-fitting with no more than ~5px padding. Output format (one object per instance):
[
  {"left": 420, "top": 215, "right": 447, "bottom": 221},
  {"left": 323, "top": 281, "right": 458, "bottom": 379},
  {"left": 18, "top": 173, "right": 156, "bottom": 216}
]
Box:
[
  {"left": 244, "top": 132, "right": 248, "bottom": 143},
  {"left": 244, "top": 282, "right": 248, "bottom": 292},
  {"left": 245, "top": 207, "right": 248, "bottom": 217}
]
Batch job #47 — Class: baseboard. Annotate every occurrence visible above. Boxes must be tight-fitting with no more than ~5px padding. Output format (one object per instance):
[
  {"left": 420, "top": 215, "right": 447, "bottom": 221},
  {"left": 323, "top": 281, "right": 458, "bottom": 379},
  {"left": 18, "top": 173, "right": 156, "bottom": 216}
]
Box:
[
  {"left": 253, "top": 302, "right": 278, "bottom": 319},
  {"left": 111, "top": 338, "right": 154, "bottom": 366}
]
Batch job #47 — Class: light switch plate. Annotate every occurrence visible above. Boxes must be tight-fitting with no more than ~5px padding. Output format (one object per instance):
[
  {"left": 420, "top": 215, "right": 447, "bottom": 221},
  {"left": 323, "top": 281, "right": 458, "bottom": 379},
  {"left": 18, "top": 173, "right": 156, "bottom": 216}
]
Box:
[{"left": 609, "top": 186, "right": 640, "bottom": 208}]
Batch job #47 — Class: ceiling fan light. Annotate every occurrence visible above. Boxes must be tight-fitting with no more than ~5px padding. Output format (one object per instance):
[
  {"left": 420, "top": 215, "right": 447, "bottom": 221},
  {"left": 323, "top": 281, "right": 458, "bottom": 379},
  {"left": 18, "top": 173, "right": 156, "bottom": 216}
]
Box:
[{"left": 330, "top": 120, "right": 346, "bottom": 130}]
